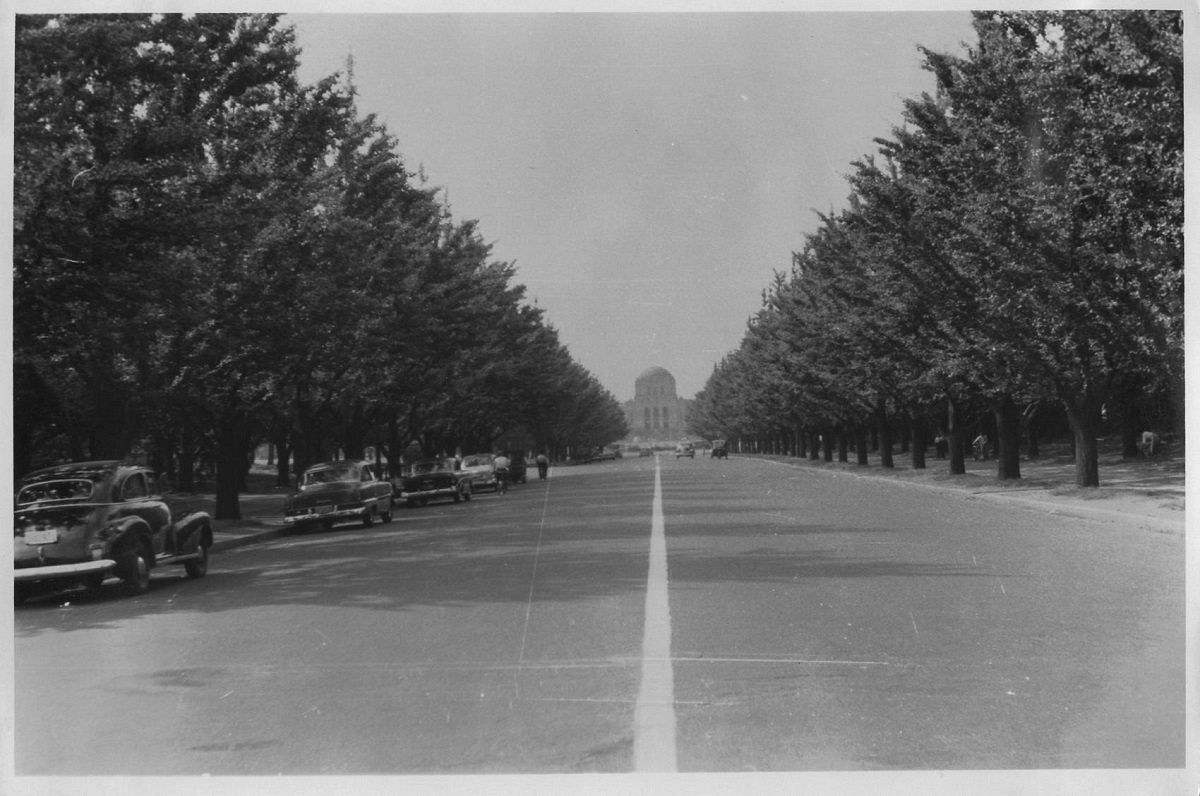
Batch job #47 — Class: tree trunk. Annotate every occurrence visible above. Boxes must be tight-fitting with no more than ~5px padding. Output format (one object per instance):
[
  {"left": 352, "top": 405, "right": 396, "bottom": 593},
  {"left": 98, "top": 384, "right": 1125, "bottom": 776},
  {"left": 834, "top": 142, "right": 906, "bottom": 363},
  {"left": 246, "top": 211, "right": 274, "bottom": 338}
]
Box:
[
  {"left": 822, "top": 427, "right": 834, "bottom": 462},
  {"left": 837, "top": 424, "right": 849, "bottom": 463},
  {"left": 1064, "top": 397, "right": 1101, "bottom": 487},
  {"left": 854, "top": 422, "right": 869, "bottom": 466},
  {"left": 947, "top": 395, "right": 966, "bottom": 476},
  {"left": 809, "top": 430, "right": 821, "bottom": 461},
  {"left": 273, "top": 428, "right": 292, "bottom": 488},
  {"left": 993, "top": 394, "right": 1022, "bottom": 480},
  {"left": 1021, "top": 403, "right": 1040, "bottom": 459},
  {"left": 876, "top": 399, "right": 894, "bottom": 469},
  {"left": 910, "top": 413, "right": 928, "bottom": 470},
  {"left": 214, "top": 408, "right": 244, "bottom": 520}
]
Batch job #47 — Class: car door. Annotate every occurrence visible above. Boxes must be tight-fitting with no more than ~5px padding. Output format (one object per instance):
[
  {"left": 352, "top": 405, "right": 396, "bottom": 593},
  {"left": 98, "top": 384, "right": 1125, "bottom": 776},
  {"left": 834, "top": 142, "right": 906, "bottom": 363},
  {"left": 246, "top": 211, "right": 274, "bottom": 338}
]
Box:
[{"left": 116, "top": 470, "right": 170, "bottom": 554}]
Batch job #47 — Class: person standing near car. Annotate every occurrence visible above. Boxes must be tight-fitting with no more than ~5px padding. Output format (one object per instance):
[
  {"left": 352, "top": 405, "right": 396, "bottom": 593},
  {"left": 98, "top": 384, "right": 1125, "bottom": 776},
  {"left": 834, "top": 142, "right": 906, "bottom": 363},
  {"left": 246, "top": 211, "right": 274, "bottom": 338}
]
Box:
[{"left": 493, "top": 452, "right": 511, "bottom": 494}]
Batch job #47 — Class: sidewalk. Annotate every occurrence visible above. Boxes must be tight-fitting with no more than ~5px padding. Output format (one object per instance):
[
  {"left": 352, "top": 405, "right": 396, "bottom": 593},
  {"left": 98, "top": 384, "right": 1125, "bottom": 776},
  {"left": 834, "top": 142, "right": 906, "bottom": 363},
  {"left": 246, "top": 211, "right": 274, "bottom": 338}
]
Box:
[
  {"left": 753, "top": 441, "right": 1185, "bottom": 534},
  {"left": 204, "top": 490, "right": 293, "bottom": 553}
]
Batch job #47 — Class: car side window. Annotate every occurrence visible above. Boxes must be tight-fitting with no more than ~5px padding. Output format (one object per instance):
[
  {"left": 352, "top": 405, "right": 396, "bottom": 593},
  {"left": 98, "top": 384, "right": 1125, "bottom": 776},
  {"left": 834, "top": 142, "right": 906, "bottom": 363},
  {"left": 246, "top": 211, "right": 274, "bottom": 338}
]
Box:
[
  {"left": 362, "top": 466, "right": 374, "bottom": 482},
  {"left": 121, "top": 472, "right": 148, "bottom": 501}
]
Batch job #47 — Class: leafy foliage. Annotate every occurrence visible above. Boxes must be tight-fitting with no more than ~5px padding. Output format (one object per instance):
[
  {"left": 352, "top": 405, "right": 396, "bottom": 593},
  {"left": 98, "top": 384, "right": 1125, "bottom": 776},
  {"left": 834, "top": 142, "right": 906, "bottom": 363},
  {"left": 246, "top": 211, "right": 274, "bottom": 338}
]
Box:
[{"left": 14, "top": 13, "right": 626, "bottom": 516}]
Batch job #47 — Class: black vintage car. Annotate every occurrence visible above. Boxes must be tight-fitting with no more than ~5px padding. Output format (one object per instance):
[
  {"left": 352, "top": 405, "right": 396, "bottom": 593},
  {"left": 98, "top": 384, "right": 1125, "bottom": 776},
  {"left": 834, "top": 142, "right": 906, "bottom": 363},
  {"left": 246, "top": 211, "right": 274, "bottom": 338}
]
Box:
[
  {"left": 397, "top": 459, "right": 472, "bottom": 507},
  {"left": 505, "top": 451, "right": 528, "bottom": 484},
  {"left": 283, "top": 460, "right": 394, "bottom": 531},
  {"left": 13, "top": 461, "right": 212, "bottom": 604}
]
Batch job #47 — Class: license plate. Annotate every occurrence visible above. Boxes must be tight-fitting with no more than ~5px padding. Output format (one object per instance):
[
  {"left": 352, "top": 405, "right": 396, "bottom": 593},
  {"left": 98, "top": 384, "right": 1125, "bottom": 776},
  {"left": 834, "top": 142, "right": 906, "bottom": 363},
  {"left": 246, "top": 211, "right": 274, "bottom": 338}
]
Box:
[{"left": 24, "top": 528, "right": 59, "bottom": 545}]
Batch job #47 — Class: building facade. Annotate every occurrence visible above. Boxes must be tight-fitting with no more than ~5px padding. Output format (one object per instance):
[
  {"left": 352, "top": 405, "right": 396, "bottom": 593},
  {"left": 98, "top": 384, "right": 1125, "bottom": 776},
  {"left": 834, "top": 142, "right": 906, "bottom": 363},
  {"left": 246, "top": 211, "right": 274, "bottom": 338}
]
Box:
[{"left": 621, "top": 366, "right": 693, "bottom": 444}]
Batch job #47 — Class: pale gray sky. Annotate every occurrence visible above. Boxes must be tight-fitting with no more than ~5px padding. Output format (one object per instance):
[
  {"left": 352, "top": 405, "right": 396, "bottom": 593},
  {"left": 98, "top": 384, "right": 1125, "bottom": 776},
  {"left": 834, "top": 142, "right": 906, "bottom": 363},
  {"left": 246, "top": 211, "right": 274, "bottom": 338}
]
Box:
[{"left": 301, "top": 12, "right": 978, "bottom": 401}]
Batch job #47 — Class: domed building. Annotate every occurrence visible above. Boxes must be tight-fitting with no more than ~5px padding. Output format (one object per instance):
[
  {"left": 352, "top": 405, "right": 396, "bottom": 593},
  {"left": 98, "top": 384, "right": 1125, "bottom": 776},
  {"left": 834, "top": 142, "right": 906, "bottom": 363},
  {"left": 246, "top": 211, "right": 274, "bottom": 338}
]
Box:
[{"left": 622, "top": 366, "right": 693, "bottom": 444}]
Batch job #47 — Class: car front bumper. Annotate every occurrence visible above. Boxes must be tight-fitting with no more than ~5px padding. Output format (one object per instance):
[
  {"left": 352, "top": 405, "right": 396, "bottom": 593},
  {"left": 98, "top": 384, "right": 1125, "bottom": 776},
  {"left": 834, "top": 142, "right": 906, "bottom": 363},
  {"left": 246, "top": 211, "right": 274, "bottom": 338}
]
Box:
[
  {"left": 14, "top": 559, "right": 117, "bottom": 582},
  {"left": 283, "top": 506, "right": 367, "bottom": 524},
  {"left": 400, "top": 488, "right": 457, "bottom": 500}
]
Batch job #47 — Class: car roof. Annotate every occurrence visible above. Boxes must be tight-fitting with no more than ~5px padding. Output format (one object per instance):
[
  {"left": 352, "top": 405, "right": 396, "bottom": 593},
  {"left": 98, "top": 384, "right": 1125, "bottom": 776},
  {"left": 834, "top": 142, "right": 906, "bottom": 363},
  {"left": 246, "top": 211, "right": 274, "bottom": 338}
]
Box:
[
  {"left": 21, "top": 460, "right": 126, "bottom": 483},
  {"left": 306, "top": 460, "right": 363, "bottom": 471}
]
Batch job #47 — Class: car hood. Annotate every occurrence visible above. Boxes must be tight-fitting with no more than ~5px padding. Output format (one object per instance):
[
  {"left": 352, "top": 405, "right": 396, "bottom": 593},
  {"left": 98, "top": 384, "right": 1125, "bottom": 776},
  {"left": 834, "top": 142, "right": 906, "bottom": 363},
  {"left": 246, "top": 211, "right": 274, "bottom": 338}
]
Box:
[{"left": 289, "top": 482, "right": 359, "bottom": 507}]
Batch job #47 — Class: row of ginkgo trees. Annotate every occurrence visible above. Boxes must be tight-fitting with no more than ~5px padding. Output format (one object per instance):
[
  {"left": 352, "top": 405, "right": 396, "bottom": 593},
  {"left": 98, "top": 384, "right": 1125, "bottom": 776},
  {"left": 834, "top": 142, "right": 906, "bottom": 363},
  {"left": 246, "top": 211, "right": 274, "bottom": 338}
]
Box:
[
  {"left": 688, "top": 10, "right": 1183, "bottom": 486},
  {"left": 13, "top": 13, "right": 627, "bottom": 518}
]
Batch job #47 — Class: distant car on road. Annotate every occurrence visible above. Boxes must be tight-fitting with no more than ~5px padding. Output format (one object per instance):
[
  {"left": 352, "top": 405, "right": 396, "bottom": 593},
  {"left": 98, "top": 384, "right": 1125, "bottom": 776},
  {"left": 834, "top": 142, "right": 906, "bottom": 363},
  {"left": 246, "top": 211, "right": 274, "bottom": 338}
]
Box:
[
  {"left": 711, "top": 439, "right": 728, "bottom": 459},
  {"left": 505, "top": 451, "right": 528, "bottom": 484},
  {"left": 284, "top": 460, "right": 394, "bottom": 531},
  {"left": 13, "top": 460, "right": 212, "bottom": 604},
  {"left": 398, "top": 459, "right": 472, "bottom": 507},
  {"left": 459, "top": 453, "right": 498, "bottom": 492},
  {"left": 675, "top": 442, "right": 695, "bottom": 459}
]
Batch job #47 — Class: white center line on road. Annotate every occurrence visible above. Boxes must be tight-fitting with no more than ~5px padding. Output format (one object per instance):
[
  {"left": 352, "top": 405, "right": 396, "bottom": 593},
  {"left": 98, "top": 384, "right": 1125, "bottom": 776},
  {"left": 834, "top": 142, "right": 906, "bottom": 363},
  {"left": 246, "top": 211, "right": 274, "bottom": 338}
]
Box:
[
  {"left": 633, "top": 459, "right": 678, "bottom": 772},
  {"left": 514, "top": 474, "right": 554, "bottom": 698}
]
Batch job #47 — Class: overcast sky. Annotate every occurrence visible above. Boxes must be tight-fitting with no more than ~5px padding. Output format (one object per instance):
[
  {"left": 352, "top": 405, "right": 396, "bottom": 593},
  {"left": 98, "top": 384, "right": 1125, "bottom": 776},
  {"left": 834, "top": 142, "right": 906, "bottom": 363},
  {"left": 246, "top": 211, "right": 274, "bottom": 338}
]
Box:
[{"left": 286, "top": 11, "right": 978, "bottom": 401}]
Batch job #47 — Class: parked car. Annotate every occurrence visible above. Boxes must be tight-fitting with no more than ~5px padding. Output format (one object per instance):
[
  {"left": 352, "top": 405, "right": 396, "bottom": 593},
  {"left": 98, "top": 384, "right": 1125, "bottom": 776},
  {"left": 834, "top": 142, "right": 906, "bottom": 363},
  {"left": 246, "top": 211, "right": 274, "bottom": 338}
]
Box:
[
  {"left": 711, "top": 439, "right": 728, "bottom": 459},
  {"left": 13, "top": 460, "right": 212, "bottom": 604},
  {"left": 638, "top": 447, "right": 653, "bottom": 458},
  {"left": 587, "top": 448, "right": 618, "bottom": 463},
  {"left": 459, "top": 453, "right": 498, "bottom": 492},
  {"left": 398, "top": 459, "right": 472, "bottom": 507},
  {"left": 283, "top": 460, "right": 393, "bottom": 531},
  {"left": 675, "top": 442, "right": 695, "bottom": 459},
  {"left": 505, "top": 451, "right": 528, "bottom": 484}
]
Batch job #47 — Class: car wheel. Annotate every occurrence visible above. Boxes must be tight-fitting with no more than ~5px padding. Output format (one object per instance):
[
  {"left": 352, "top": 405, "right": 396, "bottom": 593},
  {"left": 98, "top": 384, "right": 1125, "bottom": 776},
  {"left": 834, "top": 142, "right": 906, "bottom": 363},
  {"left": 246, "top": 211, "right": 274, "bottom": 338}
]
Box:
[
  {"left": 453, "top": 487, "right": 462, "bottom": 503},
  {"left": 119, "top": 545, "right": 151, "bottom": 596},
  {"left": 380, "top": 503, "right": 393, "bottom": 523},
  {"left": 185, "top": 544, "right": 209, "bottom": 578},
  {"left": 362, "top": 507, "right": 375, "bottom": 527},
  {"left": 463, "top": 484, "right": 472, "bottom": 502}
]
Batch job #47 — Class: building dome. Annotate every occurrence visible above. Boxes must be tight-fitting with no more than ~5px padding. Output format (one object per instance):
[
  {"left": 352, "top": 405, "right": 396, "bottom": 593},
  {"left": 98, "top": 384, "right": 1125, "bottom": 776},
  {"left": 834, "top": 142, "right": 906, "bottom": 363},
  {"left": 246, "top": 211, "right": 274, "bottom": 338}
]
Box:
[
  {"left": 635, "top": 366, "right": 676, "bottom": 399},
  {"left": 623, "top": 366, "right": 692, "bottom": 443},
  {"left": 637, "top": 365, "right": 672, "bottom": 381}
]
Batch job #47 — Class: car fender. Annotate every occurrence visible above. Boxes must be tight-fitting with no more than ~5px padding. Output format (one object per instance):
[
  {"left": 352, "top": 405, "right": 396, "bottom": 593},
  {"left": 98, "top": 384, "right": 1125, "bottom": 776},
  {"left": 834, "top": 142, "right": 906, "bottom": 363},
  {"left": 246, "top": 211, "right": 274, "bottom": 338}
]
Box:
[
  {"left": 107, "top": 517, "right": 155, "bottom": 564},
  {"left": 173, "top": 511, "right": 213, "bottom": 553}
]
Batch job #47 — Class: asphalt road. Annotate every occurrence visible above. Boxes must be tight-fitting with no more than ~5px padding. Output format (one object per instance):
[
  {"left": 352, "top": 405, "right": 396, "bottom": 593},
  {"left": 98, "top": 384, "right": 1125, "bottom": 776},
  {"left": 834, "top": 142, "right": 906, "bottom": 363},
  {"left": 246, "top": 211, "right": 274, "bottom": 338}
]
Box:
[{"left": 11, "top": 454, "right": 1186, "bottom": 787}]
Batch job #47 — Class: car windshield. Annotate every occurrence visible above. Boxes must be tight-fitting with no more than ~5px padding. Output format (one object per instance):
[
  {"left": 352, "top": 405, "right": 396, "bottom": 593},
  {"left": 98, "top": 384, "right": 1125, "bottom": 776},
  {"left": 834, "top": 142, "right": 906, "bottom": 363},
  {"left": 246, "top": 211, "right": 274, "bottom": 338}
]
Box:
[
  {"left": 302, "top": 466, "right": 355, "bottom": 486},
  {"left": 462, "top": 456, "right": 490, "bottom": 467},
  {"left": 411, "top": 461, "right": 448, "bottom": 475},
  {"left": 17, "top": 479, "right": 98, "bottom": 506}
]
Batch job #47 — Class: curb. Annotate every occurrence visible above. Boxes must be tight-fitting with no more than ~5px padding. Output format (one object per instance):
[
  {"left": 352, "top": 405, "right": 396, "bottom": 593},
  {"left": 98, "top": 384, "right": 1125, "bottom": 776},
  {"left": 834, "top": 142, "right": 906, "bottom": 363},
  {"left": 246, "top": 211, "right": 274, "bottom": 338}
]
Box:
[{"left": 210, "top": 527, "right": 287, "bottom": 553}]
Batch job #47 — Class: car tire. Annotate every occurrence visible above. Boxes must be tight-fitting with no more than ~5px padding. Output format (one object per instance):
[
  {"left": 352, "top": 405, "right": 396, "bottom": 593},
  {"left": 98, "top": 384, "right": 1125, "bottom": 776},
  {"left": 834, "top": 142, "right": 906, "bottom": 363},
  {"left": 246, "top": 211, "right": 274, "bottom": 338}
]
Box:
[
  {"left": 463, "top": 484, "right": 472, "bottom": 502},
  {"left": 380, "top": 502, "right": 393, "bottom": 523},
  {"left": 119, "top": 544, "right": 151, "bottom": 596},
  {"left": 185, "top": 544, "right": 209, "bottom": 578},
  {"left": 362, "top": 507, "right": 375, "bottom": 527}
]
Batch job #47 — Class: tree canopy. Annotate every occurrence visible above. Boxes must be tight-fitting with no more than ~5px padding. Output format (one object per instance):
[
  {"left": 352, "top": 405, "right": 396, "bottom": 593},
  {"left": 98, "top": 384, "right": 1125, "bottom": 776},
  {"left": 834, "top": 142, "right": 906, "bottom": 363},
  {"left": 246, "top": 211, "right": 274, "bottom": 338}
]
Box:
[
  {"left": 14, "top": 13, "right": 627, "bottom": 516},
  {"left": 688, "top": 10, "right": 1182, "bottom": 486}
]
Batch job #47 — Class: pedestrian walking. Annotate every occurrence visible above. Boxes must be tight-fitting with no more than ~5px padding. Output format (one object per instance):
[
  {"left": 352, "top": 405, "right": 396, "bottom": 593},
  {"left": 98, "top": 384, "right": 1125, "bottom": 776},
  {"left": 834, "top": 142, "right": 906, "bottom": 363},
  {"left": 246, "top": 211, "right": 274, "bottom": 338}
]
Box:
[{"left": 493, "top": 452, "right": 511, "bottom": 494}]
